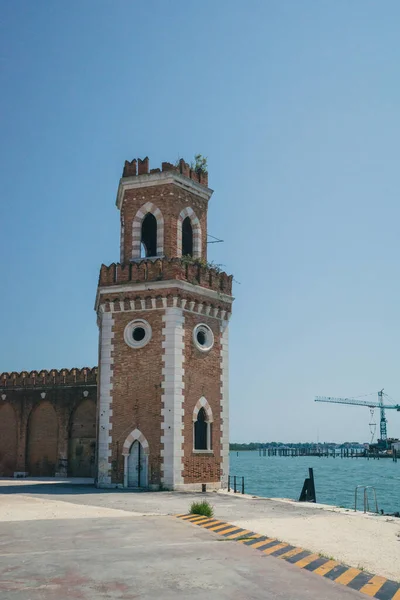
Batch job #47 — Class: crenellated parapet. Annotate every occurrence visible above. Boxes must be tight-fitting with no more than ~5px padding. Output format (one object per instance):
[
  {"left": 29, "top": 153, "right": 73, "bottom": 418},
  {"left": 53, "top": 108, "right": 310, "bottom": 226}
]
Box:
[
  {"left": 98, "top": 258, "right": 233, "bottom": 295},
  {"left": 122, "top": 157, "right": 209, "bottom": 187},
  {"left": 0, "top": 367, "right": 97, "bottom": 390}
]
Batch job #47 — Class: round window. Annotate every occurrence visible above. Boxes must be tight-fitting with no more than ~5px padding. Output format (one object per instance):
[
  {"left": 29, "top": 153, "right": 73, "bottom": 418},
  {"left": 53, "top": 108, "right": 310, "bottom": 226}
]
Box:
[
  {"left": 193, "top": 323, "right": 214, "bottom": 352},
  {"left": 124, "top": 319, "right": 152, "bottom": 349}
]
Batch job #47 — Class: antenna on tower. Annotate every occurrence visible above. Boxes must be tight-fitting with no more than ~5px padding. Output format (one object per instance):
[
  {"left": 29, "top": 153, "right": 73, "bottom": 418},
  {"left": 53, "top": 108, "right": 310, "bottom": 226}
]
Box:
[{"left": 207, "top": 234, "right": 224, "bottom": 244}]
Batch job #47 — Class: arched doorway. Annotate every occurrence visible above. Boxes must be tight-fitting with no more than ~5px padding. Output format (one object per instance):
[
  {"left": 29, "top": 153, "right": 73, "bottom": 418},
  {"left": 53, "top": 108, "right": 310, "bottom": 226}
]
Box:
[
  {"left": 122, "top": 429, "right": 149, "bottom": 488},
  {"left": 0, "top": 404, "right": 17, "bottom": 476},
  {"left": 27, "top": 402, "right": 58, "bottom": 476},
  {"left": 68, "top": 399, "right": 96, "bottom": 477},
  {"left": 127, "top": 440, "right": 148, "bottom": 488}
]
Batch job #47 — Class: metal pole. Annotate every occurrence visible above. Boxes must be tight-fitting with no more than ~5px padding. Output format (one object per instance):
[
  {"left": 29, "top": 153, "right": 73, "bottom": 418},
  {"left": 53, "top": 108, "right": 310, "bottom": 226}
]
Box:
[
  {"left": 241, "top": 476, "right": 245, "bottom": 495},
  {"left": 234, "top": 475, "right": 237, "bottom": 493}
]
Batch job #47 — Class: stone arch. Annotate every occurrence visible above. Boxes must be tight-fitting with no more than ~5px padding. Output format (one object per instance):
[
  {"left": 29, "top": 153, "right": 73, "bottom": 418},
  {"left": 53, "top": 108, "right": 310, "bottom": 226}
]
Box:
[
  {"left": 193, "top": 396, "right": 213, "bottom": 422},
  {"left": 68, "top": 398, "right": 96, "bottom": 477},
  {"left": 122, "top": 429, "right": 149, "bottom": 488},
  {"left": 0, "top": 403, "right": 17, "bottom": 476},
  {"left": 27, "top": 401, "right": 58, "bottom": 476},
  {"left": 177, "top": 207, "right": 202, "bottom": 258},
  {"left": 132, "top": 202, "right": 164, "bottom": 259},
  {"left": 122, "top": 428, "right": 150, "bottom": 456}
]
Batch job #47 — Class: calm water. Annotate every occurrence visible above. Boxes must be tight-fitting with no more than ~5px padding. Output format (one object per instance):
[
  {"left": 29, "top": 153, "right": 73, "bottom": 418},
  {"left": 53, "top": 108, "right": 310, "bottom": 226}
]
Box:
[{"left": 230, "top": 451, "right": 400, "bottom": 514}]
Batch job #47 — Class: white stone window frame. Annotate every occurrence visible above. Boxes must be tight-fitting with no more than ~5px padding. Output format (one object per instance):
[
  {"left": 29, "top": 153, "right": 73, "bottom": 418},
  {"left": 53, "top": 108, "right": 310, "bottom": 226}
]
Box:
[
  {"left": 124, "top": 319, "right": 152, "bottom": 349},
  {"left": 131, "top": 202, "right": 164, "bottom": 259},
  {"left": 193, "top": 396, "right": 214, "bottom": 453},
  {"left": 177, "top": 206, "right": 202, "bottom": 258},
  {"left": 193, "top": 323, "right": 214, "bottom": 352}
]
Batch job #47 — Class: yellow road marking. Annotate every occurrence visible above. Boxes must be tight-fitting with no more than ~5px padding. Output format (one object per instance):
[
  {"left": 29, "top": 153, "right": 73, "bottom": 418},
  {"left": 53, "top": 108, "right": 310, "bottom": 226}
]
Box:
[
  {"left": 189, "top": 516, "right": 210, "bottom": 522},
  {"left": 225, "top": 529, "right": 253, "bottom": 540},
  {"left": 188, "top": 519, "right": 211, "bottom": 526},
  {"left": 200, "top": 521, "right": 225, "bottom": 529},
  {"left": 237, "top": 534, "right": 263, "bottom": 544},
  {"left": 216, "top": 526, "right": 241, "bottom": 536},
  {"left": 263, "top": 542, "right": 288, "bottom": 555},
  {"left": 251, "top": 538, "right": 276, "bottom": 549},
  {"left": 391, "top": 589, "right": 400, "bottom": 600},
  {"left": 335, "top": 568, "right": 361, "bottom": 585},
  {"left": 313, "top": 560, "right": 339, "bottom": 576},
  {"left": 206, "top": 522, "right": 229, "bottom": 531},
  {"left": 359, "top": 575, "right": 387, "bottom": 596},
  {"left": 293, "top": 553, "right": 320, "bottom": 568},
  {"left": 279, "top": 547, "right": 305, "bottom": 560}
]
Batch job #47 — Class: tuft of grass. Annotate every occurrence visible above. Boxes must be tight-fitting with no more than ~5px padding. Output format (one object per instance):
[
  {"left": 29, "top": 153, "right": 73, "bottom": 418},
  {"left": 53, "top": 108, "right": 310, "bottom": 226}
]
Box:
[{"left": 190, "top": 500, "right": 214, "bottom": 518}]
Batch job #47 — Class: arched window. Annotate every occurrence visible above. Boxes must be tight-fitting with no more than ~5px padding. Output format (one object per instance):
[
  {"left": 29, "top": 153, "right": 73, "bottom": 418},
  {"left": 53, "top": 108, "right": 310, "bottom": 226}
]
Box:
[
  {"left": 194, "top": 407, "right": 212, "bottom": 451},
  {"left": 141, "top": 213, "right": 157, "bottom": 257},
  {"left": 182, "top": 216, "right": 193, "bottom": 256},
  {"left": 177, "top": 207, "right": 202, "bottom": 258}
]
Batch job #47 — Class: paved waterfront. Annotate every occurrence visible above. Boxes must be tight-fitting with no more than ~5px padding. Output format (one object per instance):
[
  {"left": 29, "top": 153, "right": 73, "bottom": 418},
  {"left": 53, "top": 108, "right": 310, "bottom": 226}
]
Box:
[
  {"left": 1, "top": 479, "right": 399, "bottom": 580},
  {"left": 0, "top": 480, "right": 373, "bottom": 599}
]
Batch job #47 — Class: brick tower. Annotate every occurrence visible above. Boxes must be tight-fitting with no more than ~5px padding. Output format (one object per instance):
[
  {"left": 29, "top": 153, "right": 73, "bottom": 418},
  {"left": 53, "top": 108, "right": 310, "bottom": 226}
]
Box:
[{"left": 95, "top": 158, "right": 233, "bottom": 490}]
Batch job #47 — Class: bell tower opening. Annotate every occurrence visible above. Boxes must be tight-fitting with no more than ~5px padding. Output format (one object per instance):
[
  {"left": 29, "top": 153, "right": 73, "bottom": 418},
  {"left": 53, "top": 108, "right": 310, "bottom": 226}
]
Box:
[
  {"left": 182, "top": 216, "right": 193, "bottom": 257},
  {"left": 141, "top": 213, "right": 157, "bottom": 257}
]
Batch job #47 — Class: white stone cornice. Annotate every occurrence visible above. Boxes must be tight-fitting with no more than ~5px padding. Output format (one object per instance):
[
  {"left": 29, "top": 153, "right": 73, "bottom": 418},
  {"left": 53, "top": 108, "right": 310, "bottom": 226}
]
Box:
[
  {"left": 116, "top": 171, "right": 213, "bottom": 209},
  {"left": 95, "top": 279, "right": 234, "bottom": 312}
]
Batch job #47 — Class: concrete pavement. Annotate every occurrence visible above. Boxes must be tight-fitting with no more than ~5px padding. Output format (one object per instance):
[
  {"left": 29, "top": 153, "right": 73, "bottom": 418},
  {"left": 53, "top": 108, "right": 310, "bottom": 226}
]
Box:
[
  {"left": 0, "top": 480, "right": 371, "bottom": 599},
  {"left": 1, "top": 479, "right": 399, "bottom": 580}
]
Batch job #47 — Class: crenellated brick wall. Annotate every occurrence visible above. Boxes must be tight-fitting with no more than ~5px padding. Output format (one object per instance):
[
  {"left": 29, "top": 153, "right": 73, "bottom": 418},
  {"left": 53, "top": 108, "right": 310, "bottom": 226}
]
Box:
[
  {"left": 0, "top": 367, "right": 97, "bottom": 389},
  {"left": 98, "top": 258, "right": 232, "bottom": 295},
  {"left": 0, "top": 367, "right": 97, "bottom": 478},
  {"left": 122, "top": 157, "right": 209, "bottom": 187}
]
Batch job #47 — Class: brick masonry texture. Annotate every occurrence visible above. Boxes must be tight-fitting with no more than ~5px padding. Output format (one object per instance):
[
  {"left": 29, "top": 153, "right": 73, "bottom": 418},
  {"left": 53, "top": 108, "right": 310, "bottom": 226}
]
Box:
[
  {"left": 182, "top": 312, "right": 222, "bottom": 484},
  {"left": 120, "top": 183, "right": 209, "bottom": 264},
  {"left": 0, "top": 372, "right": 97, "bottom": 477},
  {"left": 108, "top": 309, "right": 164, "bottom": 485}
]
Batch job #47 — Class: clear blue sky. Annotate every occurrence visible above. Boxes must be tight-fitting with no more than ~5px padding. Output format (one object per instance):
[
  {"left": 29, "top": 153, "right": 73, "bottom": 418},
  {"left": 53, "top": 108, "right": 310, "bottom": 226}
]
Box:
[{"left": 1, "top": 1, "right": 400, "bottom": 444}]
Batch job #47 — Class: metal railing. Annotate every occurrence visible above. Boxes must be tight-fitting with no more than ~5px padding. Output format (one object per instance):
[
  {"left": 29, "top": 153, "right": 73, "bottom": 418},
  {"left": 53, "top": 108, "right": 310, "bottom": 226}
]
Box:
[
  {"left": 354, "top": 485, "right": 379, "bottom": 513},
  {"left": 228, "top": 475, "right": 245, "bottom": 494}
]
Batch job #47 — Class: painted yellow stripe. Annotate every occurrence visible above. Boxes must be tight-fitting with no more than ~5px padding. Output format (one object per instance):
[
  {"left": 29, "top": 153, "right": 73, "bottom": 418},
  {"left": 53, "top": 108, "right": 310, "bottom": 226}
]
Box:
[
  {"left": 208, "top": 521, "right": 231, "bottom": 533},
  {"left": 181, "top": 515, "right": 208, "bottom": 521},
  {"left": 215, "top": 526, "right": 241, "bottom": 536},
  {"left": 225, "top": 529, "right": 253, "bottom": 540},
  {"left": 251, "top": 538, "right": 276, "bottom": 549},
  {"left": 263, "top": 542, "right": 288, "bottom": 555},
  {"left": 279, "top": 547, "right": 305, "bottom": 560},
  {"left": 188, "top": 516, "right": 210, "bottom": 522},
  {"left": 335, "top": 567, "right": 361, "bottom": 585},
  {"left": 200, "top": 520, "right": 225, "bottom": 529},
  {"left": 293, "top": 553, "right": 321, "bottom": 568},
  {"left": 391, "top": 589, "right": 400, "bottom": 600},
  {"left": 237, "top": 534, "right": 263, "bottom": 544},
  {"left": 188, "top": 519, "right": 211, "bottom": 526},
  {"left": 359, "top": 575, "right": 387, "bottom": 596},
  {"left": 313, "top": 560, "right": 339, "bottom": 576},
  {"left": 180, "top": 514, "right": 197, "bottom": 520}
]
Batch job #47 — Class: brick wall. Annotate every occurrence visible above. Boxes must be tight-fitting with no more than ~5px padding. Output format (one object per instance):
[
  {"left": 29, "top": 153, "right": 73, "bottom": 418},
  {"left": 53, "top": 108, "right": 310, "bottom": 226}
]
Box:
[
  {"left": 27, "top": 401, "right": 59, "bottom": 476},
  {"left": 120, "top": 183, "right": 209, "bottom": 263},
  {"left": 0, "top": 403, "right": 18, "bottom": 476},
  {"left": 108, "top": 310, "right": 164, "bottom": 485},
  {"left": 0, "top": 369, "right": 97, "bottom": 477},
  {"left": 182, "top": 312, "right": 222, "bottom": 484}
]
